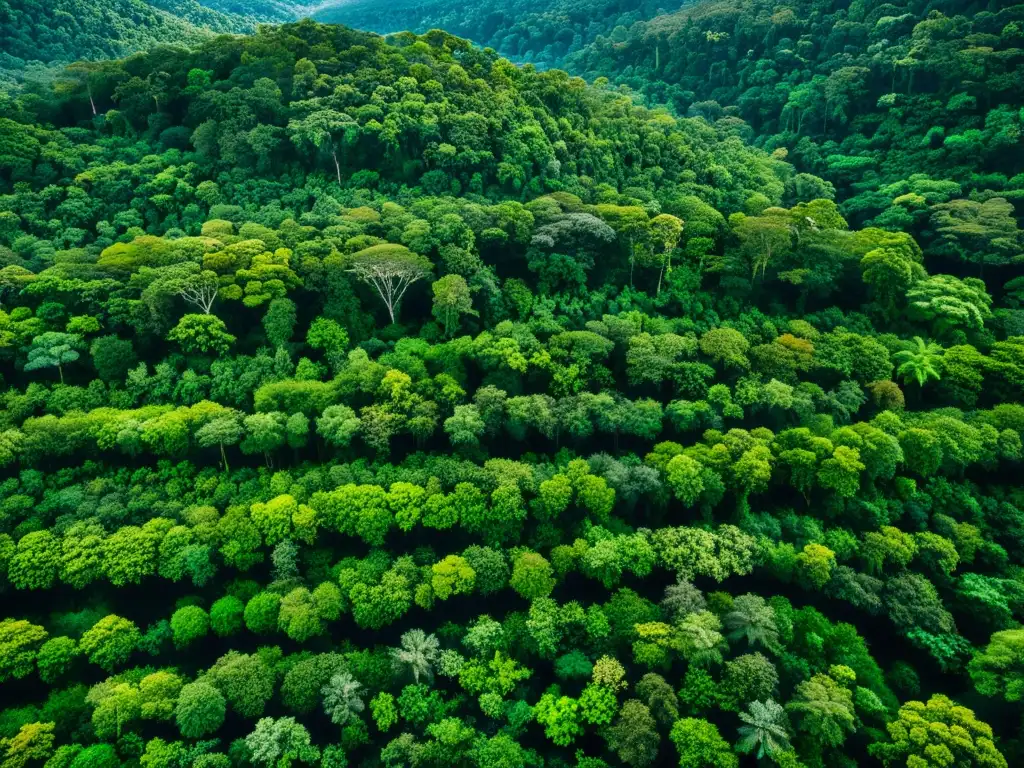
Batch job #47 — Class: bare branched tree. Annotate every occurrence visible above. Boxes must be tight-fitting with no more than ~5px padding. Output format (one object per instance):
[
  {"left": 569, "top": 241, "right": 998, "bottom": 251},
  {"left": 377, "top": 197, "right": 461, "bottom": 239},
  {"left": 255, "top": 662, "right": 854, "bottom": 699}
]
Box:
[
  {"left": 347, "top": 245, "right": 432, "bottom": 324},
  {"left": 177, "top": 270, "right": 220, "bottom": 314}
]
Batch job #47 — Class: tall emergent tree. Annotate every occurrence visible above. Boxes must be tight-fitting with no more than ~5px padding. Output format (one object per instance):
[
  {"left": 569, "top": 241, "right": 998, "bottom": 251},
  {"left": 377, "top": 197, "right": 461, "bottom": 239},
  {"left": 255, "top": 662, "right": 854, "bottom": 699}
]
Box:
[{"left": 347, "top": 245, "right": 433, "bottom": 324}]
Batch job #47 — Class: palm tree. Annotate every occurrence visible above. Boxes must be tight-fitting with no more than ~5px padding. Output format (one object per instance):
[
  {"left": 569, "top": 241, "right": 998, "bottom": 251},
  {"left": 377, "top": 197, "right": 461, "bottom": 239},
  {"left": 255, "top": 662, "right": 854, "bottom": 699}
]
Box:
[
  {"left": 737, "top": 699, "right": 792, "bottom": 760},
  {"left": 321, "top": 672, "right": 365, "bottom": 725},
  {"left": 724, "top": 594, "right": 780, "bottom": 650},
  {"left": 391, "top": 629, "right": 440, "bottom": 683},
  {"left": 894, "top": 336, "right": 943, "bottom": 387}
]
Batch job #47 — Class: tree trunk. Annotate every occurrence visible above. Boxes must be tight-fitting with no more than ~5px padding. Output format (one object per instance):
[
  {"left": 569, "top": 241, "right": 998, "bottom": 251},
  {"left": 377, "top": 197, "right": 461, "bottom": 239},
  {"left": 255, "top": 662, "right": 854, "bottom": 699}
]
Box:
[
  {"left": 220, "top": 442, "right": 230, "bottom": 474},
  {"left": 87, "top": 83, "right": 97, "bottom": 116},
  {"left": 58, "top": 364, "right": 64, "bottom": 385}
]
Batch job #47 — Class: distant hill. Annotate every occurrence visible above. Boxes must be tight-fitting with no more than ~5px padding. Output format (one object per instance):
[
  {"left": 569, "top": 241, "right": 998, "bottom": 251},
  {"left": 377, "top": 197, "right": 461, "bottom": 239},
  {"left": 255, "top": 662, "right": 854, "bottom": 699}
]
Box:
[
  {"left": 0, "top": 0, "right": 232, "bottom": 75},
  {"left": 0, "top": 0, "right": 308, "bottom": 79},
  {"left": 311, "top": 0, "right": 688, "bottom": 69},
  {"left": 187, "top": 0, "right": 309, "bottom": 22}
]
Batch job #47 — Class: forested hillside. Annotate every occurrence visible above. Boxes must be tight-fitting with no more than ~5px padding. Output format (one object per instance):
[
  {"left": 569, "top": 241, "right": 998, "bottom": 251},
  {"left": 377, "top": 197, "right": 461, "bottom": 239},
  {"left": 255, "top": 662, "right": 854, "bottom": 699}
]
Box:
[
  {"left": 315, "top": 0, "right": 1024, "bottom": 268},
  {"left": 0, "top": 0, "right": 307, "bottom": 80},
  {"left": 568, "top": 0, "right": 1024, "bottom": 239},
  {"left": 0, "top": 11, "right": 1023, "bottom": 768},
  {"left": 312, "top": 0, "right": 682, "bottom": 69},
  {"left": 0, "top": 0, "right": 216, "bottom": 74}
]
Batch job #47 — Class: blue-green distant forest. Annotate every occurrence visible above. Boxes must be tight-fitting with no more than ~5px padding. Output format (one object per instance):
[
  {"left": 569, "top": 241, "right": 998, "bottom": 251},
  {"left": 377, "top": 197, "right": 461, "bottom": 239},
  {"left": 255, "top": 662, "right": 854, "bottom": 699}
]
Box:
[{"left": 1, "top": 2, "right": 1023, "bottom": 768}]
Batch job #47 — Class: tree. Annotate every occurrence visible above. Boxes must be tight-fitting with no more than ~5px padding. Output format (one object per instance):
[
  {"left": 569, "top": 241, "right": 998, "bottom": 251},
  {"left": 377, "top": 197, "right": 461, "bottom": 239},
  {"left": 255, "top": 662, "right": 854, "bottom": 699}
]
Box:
[
  {"left": 795, "top": 543, "right": 837, "bottom": 589},
  {"left": 729, "top": 211, "right": 792, "bottom": 282},
  {"left": 8, "top": 531, "right": 60, "bottom": 590},
  {"left": 280, "top": 653, "right": 347, "bottom": 715},
  {"left": 90, "top": 335, "right": 137, "bottom": 381},
  {"left": 931, "top": 198, "right": 1023, "bottom": 276},
  {"left": 0, "top": 618, "right": 47, "bottom": 683},
  {"left": 371, "top": 692, "right": 398, "bottom": 732},
  {"left": 893, "top": 336, "right": 944, "bottom": 388},
  {"left": 666, "top": 455, "right": 705, "bottom": 507},
  {"left": 306, "top": 318, "right": 349, "bottom": 372},
  {"left": 391, "top": 629, "right": 440, "bottom": 684},
  {"left": 648, "top": 213, "right": 685, "bottom": 294},
  {"left": 737, "top": 700, "right": 792, "bottom": 761},
  {"left": 969, "top": 629, "right": 1024, "bottom": 702},
  {"left": 36, "top": 636, "right": 78, "bottom": 684},
  {"left": 170, "top": 605, "right": 210, "bottom": 648},
  {"left": 23, "top": 332, "right": 84, "bottom": 383},
  {"left": 472, "top": 734, "right": 528, "bottom": 768},
  {"left": 431, "top": 555, "right": 476, "bottom": 599},
  {"left": 176, "top": 270, "right": 220, "bottom": 314},
  {"left": 168, "top": 314, "right": 236, "bottom": 355},
  {"left": 605, "top": 699, "right": 660, "bottom": 767},
  {"left": 322, "top": 672, "right": 365, "bottom": 725},
  {"left": 210, "top": 596, "right": 245, "bottom": 638},
  {"left": 196, "top": 414, "right": 243, "bottom": 473},
  {"left": 724, "top": 594, "right": 779, "bottom": 650},
  {"left": 444, "top": 405, "right": 486, "bottom": 449},
  {"left": 241, "top": 412, "right": 287, "bottom": 466},
  {"left": 288, "top": 109, "right": 358, "bottom": 184},
  {"left": 721, "top": 654, "right": 779, "bottom": 710},
  {"left": 246, "top": 717, "right": 320, "bottom": 767},
  {"left": 317, "top": 405, "right": 361, "bottom": 448},
  {"left": 786, "top": 673, "right": 856, "bottom": 748},
  {"left": 699, "top": 328, "right": 750, "bottom": 368},
  {"left": 870, "top": 695, "right": 1006, "bottom": 768},
  {"left": 510, "top": 552, "right": 555, "bottom": 599},
  {"left": 0, "top": 721, "right": 55, "bottom": 768},
  {"left": 263, "top": 298, "right": 297, "bottom": 348},
  {"left": 670, "top": 718, "right": 738, "bottom": 768},
  {"left": 579, "top": 681, "right": 618, "bottom": 725},
  {"left": 907, "top": 275, "right": 992, "bottom": 340},
  {"left": 860, "top": 247, "right": 923, "bottom": 317},
  {"left": 348, "top": 245, "right": 432, "bottom": 324},
  {"left": 432, "top": 274, "right": 476, "bottom": 336},
  {"left": 207, "top": 651, "right": 276, "bottom": 718},
  {"left": 79, "top": 615, "right": 139, "bottom": 672},
  {"left": 534, "top": 694, "right": 583, "bottom": 747}
]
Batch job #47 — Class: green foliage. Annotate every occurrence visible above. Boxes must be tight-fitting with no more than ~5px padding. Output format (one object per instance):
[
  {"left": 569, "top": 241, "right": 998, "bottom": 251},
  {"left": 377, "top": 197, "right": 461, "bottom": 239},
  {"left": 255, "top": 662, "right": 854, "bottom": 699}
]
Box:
[
  {"left": 170, "top": 605, "right": 210, "bottom": 648},
  {"left": 969, "top": 629, "right": 1024, "bottom": 702},
  {"left": 79, "top": 615, "right": 139, "bottom": 672},
  {"left": 737, "top": 700, "right": 792, "bottom": 761},
  {"left": 168, "top": 314, "right": 236, "bottom": 356},
  {"left": 510, "top": 552, "right": 555, "bottom": 599},
  {"left": 0, "top": 7, "right": 1020, "bottom": 768},
  {"left": 869, "top": 695, "right": 1006, "bottom": 768},
  {"left": 176, "top": 681, "right": 226, "bottom": 739},
  {"left": 670, "top": 718, "right": 738, "bottom": 768}
]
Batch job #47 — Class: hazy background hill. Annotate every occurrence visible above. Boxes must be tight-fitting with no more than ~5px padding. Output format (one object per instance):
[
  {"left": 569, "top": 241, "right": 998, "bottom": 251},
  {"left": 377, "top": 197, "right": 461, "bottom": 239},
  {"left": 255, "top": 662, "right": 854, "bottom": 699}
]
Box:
[
  {"left": 0, "top": 0, "right": 311, "bottom": 80},
  {"left": 311, "top": 0, "right": 690, "bottom": 69}
]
